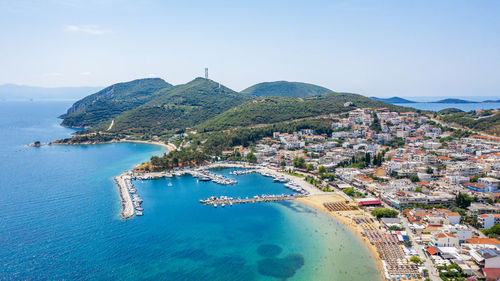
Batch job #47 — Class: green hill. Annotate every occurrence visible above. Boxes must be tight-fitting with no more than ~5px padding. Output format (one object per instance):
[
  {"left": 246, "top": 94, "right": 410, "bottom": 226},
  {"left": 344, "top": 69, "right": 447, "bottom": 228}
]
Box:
[
  {"left": 240, "top": 81, "right": 332, "bottom": 98},
  {"left": 109, "top": 78, "right": 251, "bottom": 135},
  {"left": 439, "top": 110, "right": 500, "bottom": 136},
  {"left": 60, "top": 78, "right": 172, "bottom": 128},
  {"left": 197, "top": 92, "right": 406, "bottom": 132},
  {"left": 433, "top": 98, "right": 477, "bottom": 104}
]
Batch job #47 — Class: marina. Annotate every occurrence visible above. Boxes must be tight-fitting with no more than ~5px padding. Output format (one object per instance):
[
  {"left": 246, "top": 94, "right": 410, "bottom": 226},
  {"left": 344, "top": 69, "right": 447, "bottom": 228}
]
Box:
[{"left": 116, "top": 164, "right": 316, "bottom": 218}]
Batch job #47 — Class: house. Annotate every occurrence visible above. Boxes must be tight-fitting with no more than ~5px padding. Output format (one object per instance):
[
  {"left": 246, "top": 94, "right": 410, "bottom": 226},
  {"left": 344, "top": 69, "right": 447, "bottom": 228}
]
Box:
[
  {"left": 430, "top": 232, "right": 459, "bottom": 247},
  {"left": 445, "top": 212, "right": 462, "bottom": 225},
  {"left": 465, "top": 238, "right": 500, "bottom": 248},
  {"left": 478, "top": 214, "right": 500, "bottom": 229}
]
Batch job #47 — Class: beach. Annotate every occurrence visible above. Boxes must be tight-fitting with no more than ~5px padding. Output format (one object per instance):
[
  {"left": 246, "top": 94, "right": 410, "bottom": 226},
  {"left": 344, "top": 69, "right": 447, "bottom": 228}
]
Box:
[{"left": 296, "top": 194, "right": 386, "bottom": 280}]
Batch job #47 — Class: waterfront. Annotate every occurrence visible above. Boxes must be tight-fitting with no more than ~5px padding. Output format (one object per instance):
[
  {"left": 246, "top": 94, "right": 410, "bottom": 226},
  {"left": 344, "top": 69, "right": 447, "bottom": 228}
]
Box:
[{"left": 0, "top": 101, "right": 381, "bottom": 280}]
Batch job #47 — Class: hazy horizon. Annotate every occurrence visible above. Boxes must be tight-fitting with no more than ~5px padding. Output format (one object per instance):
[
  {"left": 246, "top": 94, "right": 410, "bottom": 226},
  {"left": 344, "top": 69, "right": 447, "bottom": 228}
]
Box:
[{"left": 1, "top": 0, "right": 499, "bottom": 97}]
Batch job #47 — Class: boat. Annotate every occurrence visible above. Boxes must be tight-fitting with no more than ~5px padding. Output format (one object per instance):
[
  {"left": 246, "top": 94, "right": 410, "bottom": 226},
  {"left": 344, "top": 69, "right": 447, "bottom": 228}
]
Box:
[
  {"left": 136, "top": 211, "right": 143, "bottom": 216},
  {"left": 214, "top": 204, "right": 218, "bottom": 208},
  {"left": 165, "top": 173, "right": 173, "bottom": 178},
  {"left": 221, "top": 203, "right": 225, "bottom": 207},
  {"left": 168, "top": 182, "right": 173, "bottom": 187},
  {"left": 200, "top": 177, "right": 211, "bottom": 182}
]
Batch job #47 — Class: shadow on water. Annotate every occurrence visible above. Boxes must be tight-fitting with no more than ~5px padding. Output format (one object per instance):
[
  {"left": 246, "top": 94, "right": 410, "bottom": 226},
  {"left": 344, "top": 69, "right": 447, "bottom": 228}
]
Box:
[{"left": 257, "top": 244, "right": 304, "bottom": 280}]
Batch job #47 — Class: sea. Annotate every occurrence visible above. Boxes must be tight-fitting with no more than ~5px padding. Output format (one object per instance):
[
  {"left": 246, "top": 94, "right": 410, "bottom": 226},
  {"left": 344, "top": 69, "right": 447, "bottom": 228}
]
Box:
[
  {"left": 0, "top": 101, "right": 381, "bottom": 280},
  {"left": 388, "top": 96, "right": 500, "bottom": 111}
]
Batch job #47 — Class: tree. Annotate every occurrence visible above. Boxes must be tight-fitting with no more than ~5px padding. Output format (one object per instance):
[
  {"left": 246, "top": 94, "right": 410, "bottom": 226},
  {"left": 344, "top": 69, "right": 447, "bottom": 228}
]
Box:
[
  {"left": 293, "top": 157, "right": 306, "bottom": 169},
  {"left": 306, "top": 163, "right": 314, "bottom": 172},
  {"left": 318, "top": 165, "right": 327, "bottom": 174},
  {"left": 280, "top": 161, "right": 286, "bottom": 169},
  {"left": 371, "top": 208, "right": 399, "bottom": 219},
  {"left": 455, "top": 192, "right": 473, "bottom": 209},
  {"left": 246, "top": 152, "right": 257, "bottom": 163},
  {"left": 343, "top": 188, "right": 355, "bottom": 197},
  {"left": 409, "top": 174, "right": 420, "bottom": 183},
  {"left": 410, "top": 256, "right": 423, "bottom": 265}
]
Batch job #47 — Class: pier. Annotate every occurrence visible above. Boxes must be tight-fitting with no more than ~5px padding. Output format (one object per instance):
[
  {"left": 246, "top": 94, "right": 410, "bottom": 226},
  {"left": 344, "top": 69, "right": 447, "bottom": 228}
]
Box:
[
  {"left": 115, "top": 174, "right": 135, "bottom": 219},
  {"left": 200, "top": 194, "right": 306, "bottom": 207}
]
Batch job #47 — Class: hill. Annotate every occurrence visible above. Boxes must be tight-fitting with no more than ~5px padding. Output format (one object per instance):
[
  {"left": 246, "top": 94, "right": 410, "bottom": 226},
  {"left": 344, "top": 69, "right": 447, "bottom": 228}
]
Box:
[
  {"left": 0, "top": 84, "right": 102, "bottom": 101},
  {"left": 60, "top": 78, "right": 172, "bottom": 128},
  {"left": 433, "top": 98, "right": 477, "bottom": 104},
  {"left": 439, "top": 110, "right": 500, "bottom": 136},
  {"left": 197, "top": 92, "right": 408, "bottom": 132},
  {"left": 240, "top": 81, "right": 332, "bottom": 98},
  {"left": 437, "top": 108, "right": 464, "bottom": 115},
  {"left": 109, "top": 78, "right": 251, "bottom": 135},
  {"left": 370, "top": 97, "right": 415, "bottom": 103}
]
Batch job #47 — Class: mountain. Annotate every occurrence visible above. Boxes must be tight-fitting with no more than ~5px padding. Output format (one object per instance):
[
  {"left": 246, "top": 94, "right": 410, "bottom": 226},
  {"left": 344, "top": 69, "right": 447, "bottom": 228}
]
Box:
[
  {"left": 433, "top": 98, "right": 477, "bottom": 104},
  {"left": 109, "top": 78, "right": 251, "bottom": 134},
  {"left": 240, "top": 81, "right": 332, "bottom": 98},
  {"left": 483, "top": 99, "right": 500, "bottom": 103},
  {"left": 370, "top": 97, "right": 416, "bottom": 103},
  {"left": 0, "top": 84, "right": 102, "bottom": 101},
  {"left": 60, "top": 78, "right": 172, "bottom": 128},
  {"left": 197, "top": 92, "right": 408, "bottom": 132}
]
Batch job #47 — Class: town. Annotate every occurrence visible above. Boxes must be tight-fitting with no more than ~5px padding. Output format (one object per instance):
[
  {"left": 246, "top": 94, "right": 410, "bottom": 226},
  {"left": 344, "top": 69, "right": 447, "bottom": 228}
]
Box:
[{"left": 210, "top": 107, "right": 500, "bottom": 281}]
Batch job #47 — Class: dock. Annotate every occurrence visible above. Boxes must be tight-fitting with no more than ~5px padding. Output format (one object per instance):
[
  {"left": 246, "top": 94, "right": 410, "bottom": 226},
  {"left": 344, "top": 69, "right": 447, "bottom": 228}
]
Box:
[
  {"left": 115, "top": 174, "right": 134, "bottom": 219},
  {"left": 200, "top": 194, "right": 306, "bottom": 206}
]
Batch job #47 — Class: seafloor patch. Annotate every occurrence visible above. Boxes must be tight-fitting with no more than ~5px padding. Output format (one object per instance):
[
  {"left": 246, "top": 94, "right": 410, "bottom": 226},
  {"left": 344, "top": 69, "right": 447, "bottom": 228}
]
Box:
[{"left": 257, "top": 244, "right": 304, "bottom": 279}]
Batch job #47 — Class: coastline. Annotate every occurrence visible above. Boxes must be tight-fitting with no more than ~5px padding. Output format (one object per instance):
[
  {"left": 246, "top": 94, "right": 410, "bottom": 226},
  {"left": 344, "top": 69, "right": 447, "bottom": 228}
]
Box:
[
  {"left": 48, "top": 138, "right": 176, "bottom": 151},
  {"left": 296, "top": 194, "right": 386, "bottom": 280}
]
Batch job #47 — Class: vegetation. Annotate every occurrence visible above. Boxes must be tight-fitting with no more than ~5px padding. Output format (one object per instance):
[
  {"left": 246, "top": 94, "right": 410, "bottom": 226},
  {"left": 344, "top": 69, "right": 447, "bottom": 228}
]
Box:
[
  {"left": 197, "top": 93, "right": 411, "bottom": 132},
  {"left": 410, "top": 256, "right": 423, "bottom": 265},
  {"left": 240, "top": 81, "right": 332, "bottom": 98},
  {"left": 293, "top": 157, "right": 306, "bottom": 169},
  {"left": 60, "top": 78, "right": 171, "bottom": 128},
  {"left": 371, "top": 208, "right": 399, "bottom": 219},
  {"left": 439, "top": 110, "right": 500, "bottom": 136},
  {"left": 437, "top": 264, "right": 467, "bottom": 281},
  {"left": 111, "top": 78, "right": 250, "bottom": 135},
  {"left": 150, "top": 149, "right": 209, "bottom": 171},
  {"left": 483, "top": 224, "right": 500, "bottom": 238},
  {"left": 455, "top": 193, "right": 474, "bottom": 209}
]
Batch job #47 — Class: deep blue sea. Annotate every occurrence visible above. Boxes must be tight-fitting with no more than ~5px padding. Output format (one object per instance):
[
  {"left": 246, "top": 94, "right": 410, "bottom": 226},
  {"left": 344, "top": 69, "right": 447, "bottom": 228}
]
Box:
[
  {"left": 397, "top": 102, "right": 500, "bottom": 111},
  {"left": 0, "top": 101, "right": 381, "bottom": 280}
]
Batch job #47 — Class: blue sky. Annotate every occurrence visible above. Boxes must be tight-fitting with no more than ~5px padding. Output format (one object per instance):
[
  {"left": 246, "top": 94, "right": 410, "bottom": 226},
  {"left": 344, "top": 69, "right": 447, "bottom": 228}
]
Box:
[{"left": 1, "top": 0, "right": 499, "bottom": 97}]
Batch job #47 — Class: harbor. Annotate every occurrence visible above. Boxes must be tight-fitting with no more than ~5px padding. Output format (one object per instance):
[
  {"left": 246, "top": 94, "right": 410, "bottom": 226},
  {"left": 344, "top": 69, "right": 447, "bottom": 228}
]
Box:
[{"left": 116, "top": 163, "right": 318, "bottom": 218}]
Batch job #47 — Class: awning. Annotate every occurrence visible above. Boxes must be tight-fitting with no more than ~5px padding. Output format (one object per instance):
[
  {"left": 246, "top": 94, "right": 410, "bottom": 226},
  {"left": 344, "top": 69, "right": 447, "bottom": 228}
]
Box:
[{"left": 427, "top": 246, "right": 437, "bottom": 255}]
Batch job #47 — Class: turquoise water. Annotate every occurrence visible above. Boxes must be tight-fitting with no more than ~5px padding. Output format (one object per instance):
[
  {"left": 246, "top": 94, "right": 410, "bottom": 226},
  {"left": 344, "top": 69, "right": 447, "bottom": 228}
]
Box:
[{"left": 0, "top": 101, "right": 381, "bottom": 280}]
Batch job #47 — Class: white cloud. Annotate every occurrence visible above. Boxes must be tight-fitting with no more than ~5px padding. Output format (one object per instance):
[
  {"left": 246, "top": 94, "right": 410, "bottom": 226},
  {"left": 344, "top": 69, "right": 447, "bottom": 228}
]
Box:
[
  {"left": 80, "top": 71, "right": 92, "bottom": 76},
  {"left": 64, "top": 25, "right": 107, "bottom": 35}
]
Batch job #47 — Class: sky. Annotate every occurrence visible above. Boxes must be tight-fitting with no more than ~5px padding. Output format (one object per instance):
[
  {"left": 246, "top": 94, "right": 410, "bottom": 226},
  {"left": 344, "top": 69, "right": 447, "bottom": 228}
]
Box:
[{"left": 0, "top": 0, "right": 499, "bottom": 97}]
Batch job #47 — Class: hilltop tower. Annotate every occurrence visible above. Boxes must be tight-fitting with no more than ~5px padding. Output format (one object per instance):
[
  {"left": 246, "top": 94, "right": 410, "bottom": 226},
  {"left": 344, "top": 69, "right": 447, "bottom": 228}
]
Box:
[{"left": 205, "top": 68, "right": 208, "bottom": 80}]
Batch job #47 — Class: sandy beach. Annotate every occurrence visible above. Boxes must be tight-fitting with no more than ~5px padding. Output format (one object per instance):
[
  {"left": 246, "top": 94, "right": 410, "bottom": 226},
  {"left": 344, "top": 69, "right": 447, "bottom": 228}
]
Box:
[{"left": 296, "top": 194, "right": 386, "bottom": 280}]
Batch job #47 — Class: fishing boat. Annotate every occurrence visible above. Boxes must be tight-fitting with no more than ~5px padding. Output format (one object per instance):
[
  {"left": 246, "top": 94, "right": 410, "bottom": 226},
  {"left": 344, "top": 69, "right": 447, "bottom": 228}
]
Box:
[
  {"left": 199, "top": 177, "right": 211, "bottom": 182},
  {"left": 167, "top": 182, "right": 173, "bottom": 187}
]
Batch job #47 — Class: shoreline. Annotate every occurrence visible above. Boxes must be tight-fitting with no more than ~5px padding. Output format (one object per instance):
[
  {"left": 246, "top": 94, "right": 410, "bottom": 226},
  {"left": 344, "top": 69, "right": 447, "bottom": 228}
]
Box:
[
  {"left": 296, "top": 194, "right": 386, "bottom": 280},
  {"left": 47, "top": 138, "right": 176, "bottom": 151}
]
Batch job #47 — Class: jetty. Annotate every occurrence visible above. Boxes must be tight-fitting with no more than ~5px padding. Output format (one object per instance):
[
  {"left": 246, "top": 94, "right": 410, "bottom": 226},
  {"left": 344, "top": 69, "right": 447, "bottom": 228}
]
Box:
[
  {"left": 115, "top": 173, "right": 135, "bottom": 219},
  {"left": 200, "top": 193, "right": 306, "bottom": 207}
]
